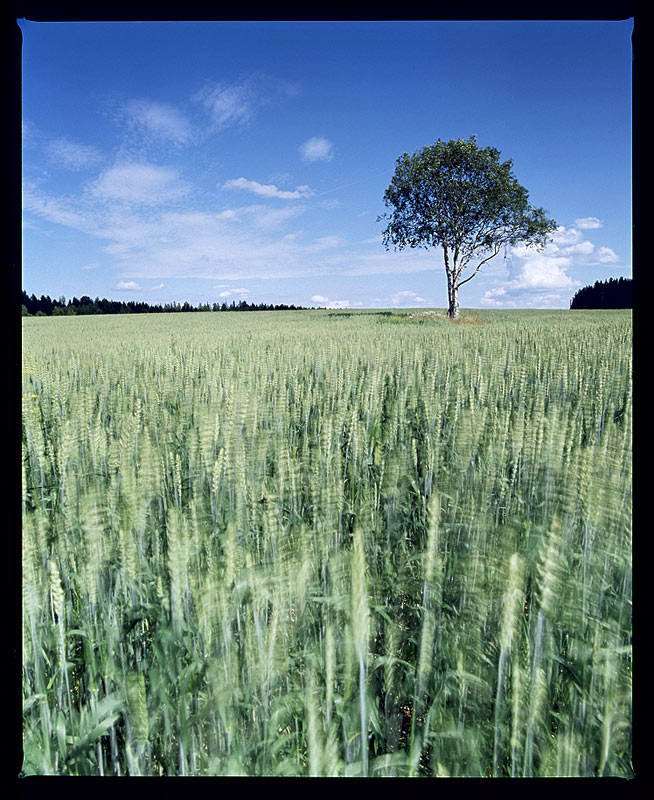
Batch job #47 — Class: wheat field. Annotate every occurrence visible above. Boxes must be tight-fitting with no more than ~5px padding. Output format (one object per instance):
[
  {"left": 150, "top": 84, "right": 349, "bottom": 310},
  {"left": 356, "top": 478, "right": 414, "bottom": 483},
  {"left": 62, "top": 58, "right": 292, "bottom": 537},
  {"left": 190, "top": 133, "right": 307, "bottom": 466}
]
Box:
[{"left": 21, "top": 308, "right": 632, "bottom": 777}]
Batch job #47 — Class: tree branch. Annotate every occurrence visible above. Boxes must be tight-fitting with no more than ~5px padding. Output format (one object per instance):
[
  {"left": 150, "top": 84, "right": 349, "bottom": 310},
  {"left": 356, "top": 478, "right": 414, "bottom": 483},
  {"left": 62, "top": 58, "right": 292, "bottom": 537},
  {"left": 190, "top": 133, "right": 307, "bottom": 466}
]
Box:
[{"left": 457, "top": 245, "right": 501, "bottom": 288}]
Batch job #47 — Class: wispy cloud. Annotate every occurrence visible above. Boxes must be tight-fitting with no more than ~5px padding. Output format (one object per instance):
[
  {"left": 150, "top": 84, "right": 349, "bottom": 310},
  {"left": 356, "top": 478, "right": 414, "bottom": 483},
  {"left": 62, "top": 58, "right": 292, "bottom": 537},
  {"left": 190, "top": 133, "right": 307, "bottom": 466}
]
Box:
[
  {"left": 23, "top": 186, "right": 102, "bottom": 234},
  {"left": 222, "top": 177, "right": 314, "bottom": 200},
  {"left": 90, "top": 163, "right": 190, "bottom": 206},
  {"left": 123, "top": 99, "right": 193, "bottom": 145},
  {"left": 46, "top": 137, "right": 103, "bottom": 170},
  {"left": 88, "top": 206, "right": 315, "bottom": 281},
  {"left": 300, "top": 136, "right": 334, "bottom": 163},
  {"left": 306, "top": 234, "right": 345, "bottom": 252},
  {"left": 193, "top": 79, "right": 256, "bottom": 129},
  {"left": 346, "top": 248, "right": 436, "bottom": 276},
  {"left": 192, "top": 73, "right": 299, "bottom": 132}
]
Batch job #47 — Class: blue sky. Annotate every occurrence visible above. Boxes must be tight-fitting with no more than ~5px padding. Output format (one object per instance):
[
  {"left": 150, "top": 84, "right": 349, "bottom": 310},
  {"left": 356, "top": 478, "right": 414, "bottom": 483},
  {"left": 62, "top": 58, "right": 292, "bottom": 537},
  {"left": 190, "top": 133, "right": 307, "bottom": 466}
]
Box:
[{"left": 20, "top": 19, "right": 633, "bottom": 310}]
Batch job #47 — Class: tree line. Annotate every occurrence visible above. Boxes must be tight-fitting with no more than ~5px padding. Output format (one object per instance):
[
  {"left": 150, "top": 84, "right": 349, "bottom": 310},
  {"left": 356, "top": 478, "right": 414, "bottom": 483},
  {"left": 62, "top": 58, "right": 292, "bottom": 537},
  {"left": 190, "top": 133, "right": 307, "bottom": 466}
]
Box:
[
  {"left": 21, "top": 291, "right": 313, "bottom": 317},
  {"left": 569, "top": 277, "right": 632, "bottom": 310}
]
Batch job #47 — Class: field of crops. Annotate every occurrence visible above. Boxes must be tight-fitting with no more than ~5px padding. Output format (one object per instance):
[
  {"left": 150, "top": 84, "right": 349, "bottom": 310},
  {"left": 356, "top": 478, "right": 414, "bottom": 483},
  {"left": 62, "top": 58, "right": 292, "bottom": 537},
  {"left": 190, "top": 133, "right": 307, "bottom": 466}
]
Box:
[{"left": 21, "top": 308, "right": 632, "bottom": 777}]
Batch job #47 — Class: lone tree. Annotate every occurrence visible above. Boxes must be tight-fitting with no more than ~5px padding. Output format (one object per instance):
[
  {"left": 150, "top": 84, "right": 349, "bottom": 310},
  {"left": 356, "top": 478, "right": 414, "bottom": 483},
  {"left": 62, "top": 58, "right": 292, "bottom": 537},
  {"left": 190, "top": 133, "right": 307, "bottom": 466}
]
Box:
[{"left": 379, "top": 136, "right": 557, "bottom": 318}]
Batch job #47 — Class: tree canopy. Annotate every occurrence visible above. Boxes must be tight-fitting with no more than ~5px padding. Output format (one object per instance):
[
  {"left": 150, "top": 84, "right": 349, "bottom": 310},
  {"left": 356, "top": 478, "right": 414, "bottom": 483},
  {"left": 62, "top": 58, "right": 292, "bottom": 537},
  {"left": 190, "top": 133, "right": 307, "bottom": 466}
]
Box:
[{"left": 380, "top": 136, "right": 557, "bottom": 317}]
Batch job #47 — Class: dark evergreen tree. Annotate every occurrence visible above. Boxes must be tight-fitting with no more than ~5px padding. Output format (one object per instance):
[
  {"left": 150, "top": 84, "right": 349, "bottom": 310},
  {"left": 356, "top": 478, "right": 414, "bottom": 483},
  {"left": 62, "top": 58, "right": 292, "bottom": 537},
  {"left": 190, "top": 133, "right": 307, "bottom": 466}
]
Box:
[
  {"left": 22, "top": 288, "right": 310, "bottom": 316},
  {"left": 39, "top": 294, "right": 54, "bottom": 315},
  {"left": 570, "top": 277, "right": 632, "bottom": 309}
]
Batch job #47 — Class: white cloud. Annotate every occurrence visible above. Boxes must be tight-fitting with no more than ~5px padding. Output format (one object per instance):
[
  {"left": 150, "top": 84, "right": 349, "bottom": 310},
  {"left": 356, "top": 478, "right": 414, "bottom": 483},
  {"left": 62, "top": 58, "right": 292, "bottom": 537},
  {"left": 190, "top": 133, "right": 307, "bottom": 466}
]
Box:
[
  {"left": 560, "top": 240, "right": 595, "bottom": 256},
  {"left": 311, "top": 295, "right": 328, "bottom": 302},
  {"left": 300, "top": 137, "right": 334, "bottom": 163},
  {"left": 515, "top": 223, "right": 620, "bottom": 267},
  {"left": 597, "top": 246, "right": 620, "bottom": 263},
  {"left": 90, "top": 163, "right": 190, "bottom": 206},
  {"left": 46, "top": 138, "right": 102, "bottom": 170},
  {"left": 153, "top": 283, "right": 165, "bottom": 289},
  {"left": 222, "top": 177, "right": 313, "bottom": 200},
  {"left": 479, "top": 232, "right": 588, "bottom": 307},
  {"left": 550, "top": 226, "right": 583, "bottom": 246},
  {"left": 575, "top": 217, "right": 603, "bottom": 229},
  {"left": 481, "top": 287, "right": 508, "bottom": 306},
  {"left": 481, "top": 299, "right": 516, "bottom": 307},
  {"left": 124, "top": 99, "right": 192, "bottom": 144},
  {"left": 525, "top": 292, "right": 567, "bottom": 308},
  {"left": 511, "top": 256, "right": 578, "bottom": 291},
  {"left": 482, "top": 289, "right": 568, "bottom": 309},
  {"left": 218, "top": 287, "right": 249, "bottom": 297},
  {"left": 391, "top": 289, "right": 429, "bottom": 305},
  {"left": 326, "top": 299, "right": 349, "bottom": 308},
  {"left": 115, "top": 280, "right": 141, "bottom": 291},
  {"left": 539, "top": 226, "right": 594, "bottom": 258},
  {"left": 479, "top": 213, "right": 624, "bottom": 308}
]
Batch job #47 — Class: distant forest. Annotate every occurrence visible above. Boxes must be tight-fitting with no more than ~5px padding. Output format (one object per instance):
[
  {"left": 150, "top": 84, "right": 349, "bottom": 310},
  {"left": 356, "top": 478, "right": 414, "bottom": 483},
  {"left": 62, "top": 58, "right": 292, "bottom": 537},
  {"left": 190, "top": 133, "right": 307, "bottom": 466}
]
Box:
[
  {"left": 21, "top": 291, "right": 313, "bottom": 316},
  {"left": 570, "top": 277, "right": 632, "bottom": 309}
]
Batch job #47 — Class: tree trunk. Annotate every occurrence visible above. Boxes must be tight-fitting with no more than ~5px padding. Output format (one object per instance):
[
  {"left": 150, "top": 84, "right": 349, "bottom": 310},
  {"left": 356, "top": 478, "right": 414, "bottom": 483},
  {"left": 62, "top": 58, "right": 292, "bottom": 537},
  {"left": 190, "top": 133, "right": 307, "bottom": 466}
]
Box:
[{"left": 447, "top": 280, "right": 460, "bottom": 319}]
